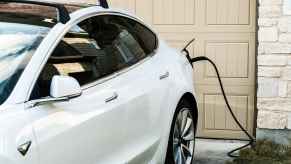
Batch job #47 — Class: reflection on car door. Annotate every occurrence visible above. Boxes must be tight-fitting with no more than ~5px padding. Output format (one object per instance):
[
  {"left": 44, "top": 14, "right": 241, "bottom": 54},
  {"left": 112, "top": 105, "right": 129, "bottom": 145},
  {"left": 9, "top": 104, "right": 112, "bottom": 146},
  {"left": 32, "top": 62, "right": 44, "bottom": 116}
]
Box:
[
  {"left": 118, "top": 57, "right": 171, "bottom": 164},
  {"left": 27, "top": 82, "right": 128, "bottom": 164}
]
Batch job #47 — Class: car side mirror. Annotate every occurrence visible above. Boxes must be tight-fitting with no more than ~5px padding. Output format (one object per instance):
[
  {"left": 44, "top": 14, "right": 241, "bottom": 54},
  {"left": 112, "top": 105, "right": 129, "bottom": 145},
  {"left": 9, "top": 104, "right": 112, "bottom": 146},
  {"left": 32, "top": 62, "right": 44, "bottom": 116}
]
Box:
[
  {"left": 50, "top": 75, "right": 82, "bottom": 98},
  {"left": 28, "top": 76, "right": 82, "bottom": 108}
]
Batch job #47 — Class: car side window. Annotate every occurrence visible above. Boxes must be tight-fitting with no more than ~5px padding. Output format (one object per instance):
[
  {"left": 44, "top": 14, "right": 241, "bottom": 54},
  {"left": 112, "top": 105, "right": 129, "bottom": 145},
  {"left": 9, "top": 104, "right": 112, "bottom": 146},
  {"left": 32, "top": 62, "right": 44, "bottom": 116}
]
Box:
[{"left": 30, "top": 14, "right": 157, "bottom": 100}]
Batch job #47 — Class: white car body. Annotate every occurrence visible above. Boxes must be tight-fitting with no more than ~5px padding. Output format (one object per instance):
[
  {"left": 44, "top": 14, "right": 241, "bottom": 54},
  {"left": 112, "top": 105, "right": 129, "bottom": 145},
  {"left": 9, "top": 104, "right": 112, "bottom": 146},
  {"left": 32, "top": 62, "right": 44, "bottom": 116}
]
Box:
[{"left": 0, "top": 5, "right": 197, "bottom": 164}]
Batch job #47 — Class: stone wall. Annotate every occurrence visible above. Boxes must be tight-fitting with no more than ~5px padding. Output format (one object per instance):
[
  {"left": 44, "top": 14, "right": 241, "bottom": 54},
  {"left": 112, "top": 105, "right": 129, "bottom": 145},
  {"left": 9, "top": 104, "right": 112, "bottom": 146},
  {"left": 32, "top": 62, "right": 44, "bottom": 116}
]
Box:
[{"left": 258, "top": 0, "right": 291, "bottom": 129}]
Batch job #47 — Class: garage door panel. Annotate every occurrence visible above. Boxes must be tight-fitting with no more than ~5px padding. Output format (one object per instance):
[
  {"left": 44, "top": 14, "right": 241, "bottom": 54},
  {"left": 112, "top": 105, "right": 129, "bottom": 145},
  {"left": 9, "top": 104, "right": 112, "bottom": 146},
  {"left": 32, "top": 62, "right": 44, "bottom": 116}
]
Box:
[
  {"left": 206, "top": 0, "right": 250, "bottom": 25},
  {"left": 204, "top": 94, "right": 248, "bottom": 130},
  {"left": 196, "top": 85, "right": 254, "bottom": 139},
  {"left": 137, "top": 0, "right": 197, "bottom": 26},
  {"left": 153, "top": 0, "right": 195, "bottom": 25},
  {"left": 205, "top": 42, "right": 249, "bottom": 78},
  {"left": 193, "top": 33, "right": 255, "bottom": 86},
  {"left": 203, "top": 0, "right": 255, "bottom": 33}
]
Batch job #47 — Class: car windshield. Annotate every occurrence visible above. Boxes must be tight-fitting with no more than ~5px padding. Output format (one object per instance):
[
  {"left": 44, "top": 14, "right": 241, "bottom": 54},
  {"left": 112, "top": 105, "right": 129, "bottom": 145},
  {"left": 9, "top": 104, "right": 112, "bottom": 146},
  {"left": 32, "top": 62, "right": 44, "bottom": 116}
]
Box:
[{"left": 0, "top": 22, "right": 50, "bottom": 105}]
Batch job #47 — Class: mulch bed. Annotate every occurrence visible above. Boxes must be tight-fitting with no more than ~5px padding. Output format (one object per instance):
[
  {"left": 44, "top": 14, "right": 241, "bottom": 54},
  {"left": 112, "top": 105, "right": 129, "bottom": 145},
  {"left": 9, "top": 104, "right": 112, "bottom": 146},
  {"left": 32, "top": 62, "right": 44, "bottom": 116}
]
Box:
[{"left": 226, "top": 140, "right": 291, "bottom": 164}]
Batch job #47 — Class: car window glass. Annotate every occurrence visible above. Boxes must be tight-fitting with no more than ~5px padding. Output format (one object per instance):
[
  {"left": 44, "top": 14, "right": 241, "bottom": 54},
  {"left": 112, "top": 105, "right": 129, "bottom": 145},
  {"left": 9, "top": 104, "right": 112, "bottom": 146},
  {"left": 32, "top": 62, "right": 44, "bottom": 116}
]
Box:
[{"left": 30, "top": 14, "right": 157, "bottom": 100}]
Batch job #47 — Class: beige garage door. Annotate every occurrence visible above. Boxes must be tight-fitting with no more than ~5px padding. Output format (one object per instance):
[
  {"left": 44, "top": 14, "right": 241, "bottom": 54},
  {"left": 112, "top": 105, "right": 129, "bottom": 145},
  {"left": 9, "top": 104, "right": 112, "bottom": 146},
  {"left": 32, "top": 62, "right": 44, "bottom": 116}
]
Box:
[{"left": 109, "top": 0, "right": 256, "bottom": 139}]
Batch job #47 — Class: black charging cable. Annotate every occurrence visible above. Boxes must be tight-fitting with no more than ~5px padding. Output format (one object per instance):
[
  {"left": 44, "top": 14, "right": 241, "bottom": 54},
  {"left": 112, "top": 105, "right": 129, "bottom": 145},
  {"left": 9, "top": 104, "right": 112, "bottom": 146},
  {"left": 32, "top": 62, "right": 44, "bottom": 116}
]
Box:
[{"left": 182, "top": 39, "right": 255, "bottom": 158}]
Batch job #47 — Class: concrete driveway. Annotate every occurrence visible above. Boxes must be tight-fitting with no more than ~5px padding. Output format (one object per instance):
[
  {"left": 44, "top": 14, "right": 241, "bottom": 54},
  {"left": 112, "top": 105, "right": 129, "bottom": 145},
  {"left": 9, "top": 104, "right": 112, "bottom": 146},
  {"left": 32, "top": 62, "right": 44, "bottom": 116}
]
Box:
[{"left": 193, "top": 139, "right": 249, "bottom": 164}]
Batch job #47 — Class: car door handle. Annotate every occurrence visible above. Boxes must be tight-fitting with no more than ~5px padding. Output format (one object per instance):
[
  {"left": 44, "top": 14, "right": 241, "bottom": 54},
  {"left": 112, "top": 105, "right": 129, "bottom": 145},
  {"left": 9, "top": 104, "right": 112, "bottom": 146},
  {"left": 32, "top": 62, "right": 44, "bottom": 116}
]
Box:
[
  {"left": 159, "top": 71, "right": 169, "bottom": 80},
  {"left": 105, "top": 92, "right": 118, "bottom": 103}
]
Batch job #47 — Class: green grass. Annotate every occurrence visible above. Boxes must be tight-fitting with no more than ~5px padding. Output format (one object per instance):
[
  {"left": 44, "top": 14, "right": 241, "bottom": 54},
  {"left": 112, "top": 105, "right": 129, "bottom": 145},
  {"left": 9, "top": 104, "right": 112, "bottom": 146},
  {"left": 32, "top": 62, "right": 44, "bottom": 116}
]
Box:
[{"left": 226, "top": 140, "right": 291, "bottom": 164}]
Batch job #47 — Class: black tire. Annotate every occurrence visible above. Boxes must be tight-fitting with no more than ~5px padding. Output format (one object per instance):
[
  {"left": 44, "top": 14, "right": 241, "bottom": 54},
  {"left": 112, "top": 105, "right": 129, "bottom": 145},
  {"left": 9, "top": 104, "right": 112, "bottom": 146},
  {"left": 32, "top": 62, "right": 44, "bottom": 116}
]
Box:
[{"left": 165, "top": 99, "right": 197, "bottom": 164}]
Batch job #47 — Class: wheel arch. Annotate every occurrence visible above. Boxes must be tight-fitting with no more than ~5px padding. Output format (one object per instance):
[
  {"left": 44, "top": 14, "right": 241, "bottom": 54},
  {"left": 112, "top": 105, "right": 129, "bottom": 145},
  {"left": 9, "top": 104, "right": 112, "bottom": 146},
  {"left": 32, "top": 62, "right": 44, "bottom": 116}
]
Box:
[
  {"left": 163, "top": 92, "right": 198, "bottom": 163},
  {"left": 179, "top": 92, "right": 198, "bottom": 130}
]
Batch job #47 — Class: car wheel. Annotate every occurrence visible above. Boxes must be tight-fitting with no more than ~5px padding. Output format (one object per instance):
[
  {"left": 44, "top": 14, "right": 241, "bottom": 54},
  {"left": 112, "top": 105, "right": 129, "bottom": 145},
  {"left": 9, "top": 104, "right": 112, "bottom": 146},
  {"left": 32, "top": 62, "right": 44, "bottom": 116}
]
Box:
[{"left": 165, "top": 99, "right": 196, "bottom": 164}]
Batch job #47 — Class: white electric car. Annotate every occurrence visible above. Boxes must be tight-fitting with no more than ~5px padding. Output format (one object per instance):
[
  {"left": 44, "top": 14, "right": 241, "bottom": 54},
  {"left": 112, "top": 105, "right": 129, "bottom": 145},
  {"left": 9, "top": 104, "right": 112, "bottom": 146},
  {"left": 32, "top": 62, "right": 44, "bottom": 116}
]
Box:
[{"left": 0, "top": 1, "right": 198, "bottom": 164}]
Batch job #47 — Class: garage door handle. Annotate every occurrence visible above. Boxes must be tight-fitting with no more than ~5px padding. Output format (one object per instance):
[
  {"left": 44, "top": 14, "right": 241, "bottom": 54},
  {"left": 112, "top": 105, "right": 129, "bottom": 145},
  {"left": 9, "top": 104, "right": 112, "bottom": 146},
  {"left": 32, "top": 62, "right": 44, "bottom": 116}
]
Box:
[
  {"left": 159, "top": 72, "right": 169, "bottom": 80},
  {"left": 105, "top": 93, "right": 118, "bottom": 103}
]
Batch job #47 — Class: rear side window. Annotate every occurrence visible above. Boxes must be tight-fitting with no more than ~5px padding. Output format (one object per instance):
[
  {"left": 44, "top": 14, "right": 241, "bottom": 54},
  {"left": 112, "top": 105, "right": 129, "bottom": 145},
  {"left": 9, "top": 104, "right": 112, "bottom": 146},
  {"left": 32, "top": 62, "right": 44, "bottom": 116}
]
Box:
[
  {"left": 30, "top": 14, "right": 158, "bottom": 100},
  {"left": 130, "top": 19, "right": 157, "bottom": 55},
  {"left": 86, "top": 15, "right": 158, "bottom": 60},
  {"left": 114, "top": 15, "right": 158, "bottom": 56}
]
